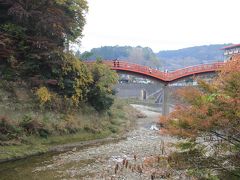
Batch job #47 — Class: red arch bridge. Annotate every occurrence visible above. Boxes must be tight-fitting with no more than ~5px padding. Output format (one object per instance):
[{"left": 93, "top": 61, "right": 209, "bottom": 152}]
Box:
[
  {"left": 101, "top": 60, "right": 224, "bottom": 83},
  {"left": 87, "top": 60, "right": 224, "bottom": 115}
]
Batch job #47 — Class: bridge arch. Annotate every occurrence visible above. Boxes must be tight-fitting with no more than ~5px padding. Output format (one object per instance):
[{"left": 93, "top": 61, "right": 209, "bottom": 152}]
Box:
[
  {"left": 101, "top": 60, "right": 224, "bottom": 83},
  {"left": 86, "top": 60, "right": 224, "bottom": 115}
]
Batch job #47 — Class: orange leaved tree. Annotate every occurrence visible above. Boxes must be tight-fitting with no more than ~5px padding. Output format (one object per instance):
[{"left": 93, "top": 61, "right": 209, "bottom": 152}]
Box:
[{"left": 161, "top": 55, "right": 240, "bottom": 179}]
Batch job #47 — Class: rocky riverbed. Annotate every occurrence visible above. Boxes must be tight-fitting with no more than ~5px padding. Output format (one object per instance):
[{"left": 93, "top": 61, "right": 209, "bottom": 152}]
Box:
[{"left": 0, "top": 104, "right": 186, "bottom": 180}]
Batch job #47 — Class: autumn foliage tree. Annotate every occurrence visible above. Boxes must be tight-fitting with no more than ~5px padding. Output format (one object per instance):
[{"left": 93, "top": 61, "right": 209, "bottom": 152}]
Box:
[
  {"left": 0, "top": 0, "right": 88, "bottom": 78},
  {"left": 0, "top": 0, "right": 118, "bottom": 111},
  {"left": 161, "top": 55, "right": 240, "bottom": 179}
]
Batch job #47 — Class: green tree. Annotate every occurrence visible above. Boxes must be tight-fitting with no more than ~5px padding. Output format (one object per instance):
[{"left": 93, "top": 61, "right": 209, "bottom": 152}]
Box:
[
  {"left": 79, "top": 51, "right": 93, "bottom": 60},
  {"left": 87, "top": 60, "right": 118, "bottom": 112},
  {"left": 83, "top": 46, "right": 161, "bottom": 68},
  {"left": 58, "top": 53, "right": 92, "bottom": 105},
  {"left": 0, "top": 0, "right": 88, "bottom": 79},
  {"left": 0, "top": 0, "right": 121, "bottom": 112}
]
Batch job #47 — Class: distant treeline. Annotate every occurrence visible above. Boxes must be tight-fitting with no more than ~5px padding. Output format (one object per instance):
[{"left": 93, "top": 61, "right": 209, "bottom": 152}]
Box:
[
  {"left": 79, "top": 44, "right": 230, "bottom": 70},
  {"left": 78, "top": 46, "right": 161, "bottom": 68},
  {"left": 156, "top": 44, "right": 229, "bottom": 70}
]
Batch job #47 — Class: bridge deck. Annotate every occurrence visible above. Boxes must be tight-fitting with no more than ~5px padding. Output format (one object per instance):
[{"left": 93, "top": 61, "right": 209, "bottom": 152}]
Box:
[{"left": 87, "top": 60, "right": 224, "bottom": 83}]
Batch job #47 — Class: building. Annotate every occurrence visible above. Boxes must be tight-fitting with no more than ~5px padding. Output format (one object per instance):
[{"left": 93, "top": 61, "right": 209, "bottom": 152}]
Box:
[{"left": 221, "top": 44, "right": 240, "bottom": 60}]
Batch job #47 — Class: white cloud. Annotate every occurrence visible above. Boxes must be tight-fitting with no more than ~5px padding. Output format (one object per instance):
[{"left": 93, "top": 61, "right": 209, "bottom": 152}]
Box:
[{"left": 80, "top": 0, "right": 240, "bottom": 52}]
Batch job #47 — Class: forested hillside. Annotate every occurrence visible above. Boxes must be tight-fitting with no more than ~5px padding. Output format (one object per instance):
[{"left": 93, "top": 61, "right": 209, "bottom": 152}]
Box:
[
  {"left": 81, "top": 44, "right": 230, "bottom": 70},
  {"left": 157, "top": 44, "right": 230, "bottom": 70},
  {"left": 79, "top": 46, "right": 161, "bottom": 68}
]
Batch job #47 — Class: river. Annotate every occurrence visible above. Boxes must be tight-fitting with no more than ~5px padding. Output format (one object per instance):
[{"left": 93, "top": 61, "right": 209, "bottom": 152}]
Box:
[{"left": 0, "top": 104, "right": 180, "bottom": 180}]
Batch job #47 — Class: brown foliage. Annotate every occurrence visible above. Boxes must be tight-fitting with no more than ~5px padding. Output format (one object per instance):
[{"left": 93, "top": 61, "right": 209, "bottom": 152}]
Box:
[
  {"left": 0, "top": 116, "right": 16, "bottom": 134},
  {"left": 160, "top": 55, "right": 240, "bottom": 178},
  {"left": 161, "top": 55, "right": 240, "bottom": 138},
  {"left": 0, "top": 32, "right": 15, "bottom": 59},
  {"left": 220, "top": 55, "right": 240, "bottom": 76},
  {"left": 0, "top": 116, "right": 20, "bottom": 141}
]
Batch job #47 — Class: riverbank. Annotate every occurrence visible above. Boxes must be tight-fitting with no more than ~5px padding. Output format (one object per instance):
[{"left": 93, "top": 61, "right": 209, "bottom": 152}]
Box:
[
  {"left": 0, "top": 104, "right": 181, "bottom": 180},
  {"left": 0, "top": 100, "right": 142, "bottom": 163}
]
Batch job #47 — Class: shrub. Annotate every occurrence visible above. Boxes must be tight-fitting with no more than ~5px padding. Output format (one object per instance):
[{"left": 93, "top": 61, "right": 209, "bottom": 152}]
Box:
[
  {"left": 83, "top": 125, "right": 100, "bottom": 134},
  {"left": 108, "top": 125, "right": 118, "bottom": 133},
  {"left": 55, "top": 114, "right": 80, "bottom": 134},
  {"left": 0, "top": 116, "right": 21, "bottom": 141},
  {"left": 36, "top": 87, "right": 51, "bottom": 106},
  {"left": 20, "top": 115, "right": 50, "bottom": 138},
  {"left": 87, "top": 88, "right": 114, "bottom": 112}
]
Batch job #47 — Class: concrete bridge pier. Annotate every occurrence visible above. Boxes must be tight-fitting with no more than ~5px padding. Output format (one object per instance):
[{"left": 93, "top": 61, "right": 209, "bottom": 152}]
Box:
[
  {"left": 140, "top": 89, "right": 147, "bottom": 100},
  {"left": 162, "top": 84, "right": 169, "bottom": 116}
]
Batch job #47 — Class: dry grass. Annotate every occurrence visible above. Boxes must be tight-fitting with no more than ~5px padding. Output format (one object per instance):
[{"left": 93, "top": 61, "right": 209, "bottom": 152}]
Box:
[{"left": 0, "top": 85, "right": 139, "bottom": 161}]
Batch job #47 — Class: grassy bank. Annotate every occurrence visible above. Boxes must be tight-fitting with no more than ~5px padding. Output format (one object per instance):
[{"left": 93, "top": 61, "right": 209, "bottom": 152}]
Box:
[{"left": 0, "top": 89, "right": 139, "bottom": 162}]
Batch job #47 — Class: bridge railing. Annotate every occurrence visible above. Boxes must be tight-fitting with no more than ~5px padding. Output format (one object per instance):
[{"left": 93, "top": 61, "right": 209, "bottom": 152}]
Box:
[
  {"left": 106, "top": 60, "right": 167, "bottom": 80},
  {"left": 166, "top": 62, "right": 224, "bottom": 81},
  {"left": 86, "top": 60, "right": 224, "bottom": 82}
]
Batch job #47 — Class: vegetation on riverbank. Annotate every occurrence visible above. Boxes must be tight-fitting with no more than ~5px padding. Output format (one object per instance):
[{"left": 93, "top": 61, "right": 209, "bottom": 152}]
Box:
[
  {"left": 0, "top": 99, "right": 139, "bottom": 161},
  {"left": 0, "top": 0, "right": 118, "bottom": 112},
  {"left": 161, "top": 55, "right": 240, "bottom": 179},
  {"left": 0, "top": 0, "right": 130, "bottom": 162}
]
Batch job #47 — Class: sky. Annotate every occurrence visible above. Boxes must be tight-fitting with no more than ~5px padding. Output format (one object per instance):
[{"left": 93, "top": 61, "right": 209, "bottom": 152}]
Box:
[{"left": 80, "top": 0, "right": 240, "bottom": 52}]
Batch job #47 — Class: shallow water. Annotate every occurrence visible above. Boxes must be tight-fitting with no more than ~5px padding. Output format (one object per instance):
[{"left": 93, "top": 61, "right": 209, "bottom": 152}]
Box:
[{"left": 0, "top": 104, "right": 176, "bottom": 180}]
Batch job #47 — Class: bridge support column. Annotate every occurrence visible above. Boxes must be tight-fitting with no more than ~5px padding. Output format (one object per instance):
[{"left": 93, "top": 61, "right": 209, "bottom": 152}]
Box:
[
  {"left": 162, "top": 84, "right": 169, "bottom": 116},
  {"left": 140, "top": 89, "right": 147, "bottom": 100}
]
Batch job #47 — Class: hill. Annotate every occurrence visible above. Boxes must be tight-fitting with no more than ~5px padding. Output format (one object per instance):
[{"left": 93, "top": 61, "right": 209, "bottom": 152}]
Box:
[
  {"left": 156, "top": 44, "right": 230, "bottom": 70},
  {"left": 79, "top": 46, "right": 161, "bottom": 68},
  {"left": 80, "top": 44, "right": 230, "bottom": 71}
]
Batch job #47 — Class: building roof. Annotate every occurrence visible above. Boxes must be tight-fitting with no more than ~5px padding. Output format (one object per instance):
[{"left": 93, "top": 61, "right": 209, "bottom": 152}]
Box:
[{"left": 221, "top": 44, "right": 240, "bottom": 50}]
